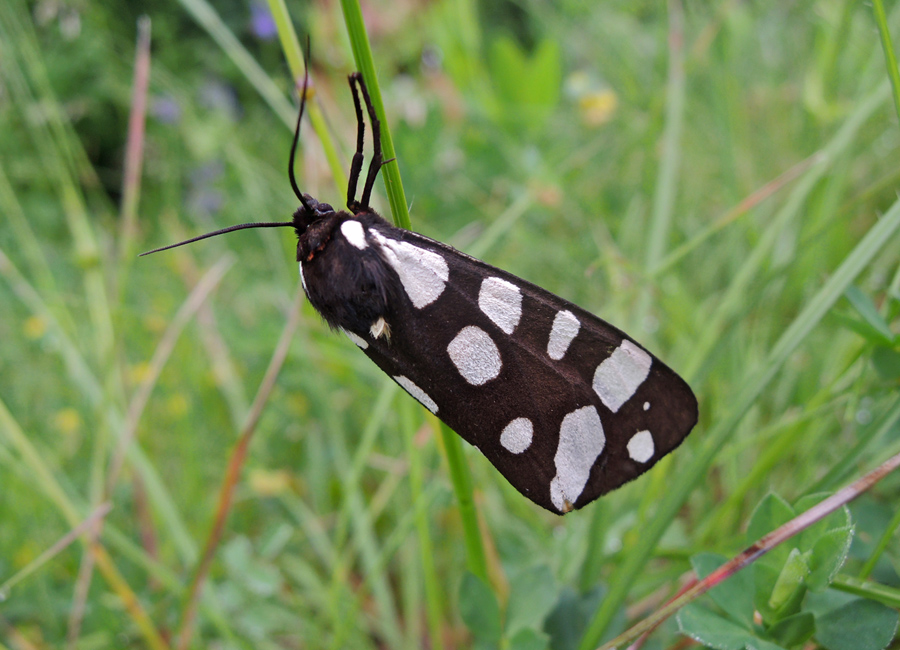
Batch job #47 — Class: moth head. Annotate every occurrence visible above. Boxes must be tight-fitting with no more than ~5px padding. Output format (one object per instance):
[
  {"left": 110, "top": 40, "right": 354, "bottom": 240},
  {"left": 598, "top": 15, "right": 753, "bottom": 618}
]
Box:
[{"left": 291, "top": 194, "right": 335, "bottom": 232}]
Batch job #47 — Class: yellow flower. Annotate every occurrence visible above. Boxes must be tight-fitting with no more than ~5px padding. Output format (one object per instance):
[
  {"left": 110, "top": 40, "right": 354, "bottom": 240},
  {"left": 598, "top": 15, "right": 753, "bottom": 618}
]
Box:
[
  {"left": 166, "top": 393, "right": 189, "bottom": 418},
  {"left": 249, "top": 468, "right": 292, "bottom": 497},
  {"left": 128, "top": 362, "right": 153, "bottom": 385},
  {"left": 53, "top": 408, "right": 82, "bottom": 436},
  {"left": 579, "top": 89, "right": 618, "bottom": 127},
  {"left": 23, "top": 316, "right": 46, "bottom": 339}
]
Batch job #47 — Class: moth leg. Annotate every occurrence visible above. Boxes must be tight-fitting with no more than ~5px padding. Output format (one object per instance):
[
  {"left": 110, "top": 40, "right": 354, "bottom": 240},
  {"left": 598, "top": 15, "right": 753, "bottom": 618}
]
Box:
[
  {"left": 352, "top": 74, "right": 384, "bottom": 210},
  {"left": 347, "top": 73, "right": 366, "bottom": 212}
]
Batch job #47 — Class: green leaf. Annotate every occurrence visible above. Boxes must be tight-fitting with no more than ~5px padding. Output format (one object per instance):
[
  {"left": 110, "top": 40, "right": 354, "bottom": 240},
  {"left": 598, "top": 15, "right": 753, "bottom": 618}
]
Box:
[
  {"left": 872, "top": 345, "right": 900, "bottom": 381},
  {"left": 505, "top": 565, "right": 558, "bottom": 636},
  {"left": 544, "top": 586, "right": 607, "bottom": 650},
  {"left": 831, "top": 312, "right": 891, "bottom": 345},
  {"left": 690, "top": 553, "right": 755, "bottom": 628},
  {"left": 844, "top": 286, "right": 895, "bottom": 343},
  {"left": 768, "top": 548, "right": 809, "bottom": 612},
  {"left": 507, "top": 627, "right": 550, "bottom": 650},
  {"left": 768, "top": 611, "right": 815, "bottom": 647},
  {"left": 794, "top": 495, "right": 850, "bottom": 549},
  {"left": 786, "top": 495, "right": 852, "bottom": 592},
  {"left": 677, "top": 603, "right": 786, "bottom": 650},
  {"left": 746, "top": 494, "right": 795, "bottom": 548},
  {"left": 806, "top": 526, "right": 853, "bottom": 591},
  {"left": 488, "top": 36, "right": 561, "bottom": 131},
  {"left": 748, "top": 494, "right": 798, "bottom": 622},
  {"left": 815, "top": 599, "right": 900, "bottom": 650},
  {"left": 459, "top": 572, "right": 502, "bottom": 643}
]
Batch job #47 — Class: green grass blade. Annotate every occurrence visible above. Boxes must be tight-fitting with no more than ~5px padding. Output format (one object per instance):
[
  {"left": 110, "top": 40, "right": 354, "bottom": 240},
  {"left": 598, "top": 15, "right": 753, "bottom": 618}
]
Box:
[
  {"left": 871, "top": 0, "right": 900, "bottom": 125},
  {"left": 402, "top": 400, "right": 446, "bottom": 650},
  {"left": 340, "top": 0, "right": 410, "bottom": 230}
]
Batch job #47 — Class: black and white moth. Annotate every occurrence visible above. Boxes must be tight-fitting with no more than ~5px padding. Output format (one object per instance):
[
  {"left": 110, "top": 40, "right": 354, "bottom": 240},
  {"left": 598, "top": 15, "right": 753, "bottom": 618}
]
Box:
[{"left": 143, "top": 72, "right": 698, "bottom": 514}]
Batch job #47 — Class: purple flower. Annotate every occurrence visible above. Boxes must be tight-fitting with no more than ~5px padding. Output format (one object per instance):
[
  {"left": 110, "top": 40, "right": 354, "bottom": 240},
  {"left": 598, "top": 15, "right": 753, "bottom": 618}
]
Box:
[
  {"left": 250, "top": 2, "right": 277, "bottom": 40},
  {"left": 151, "top": 95, "right": 181, "bottom": 124}
]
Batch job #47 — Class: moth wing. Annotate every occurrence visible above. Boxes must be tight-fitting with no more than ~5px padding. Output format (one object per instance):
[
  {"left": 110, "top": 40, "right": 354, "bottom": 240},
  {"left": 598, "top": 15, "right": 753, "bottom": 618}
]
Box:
[{"left": 350, "top": 223, "right": 697, "bottom": 514}]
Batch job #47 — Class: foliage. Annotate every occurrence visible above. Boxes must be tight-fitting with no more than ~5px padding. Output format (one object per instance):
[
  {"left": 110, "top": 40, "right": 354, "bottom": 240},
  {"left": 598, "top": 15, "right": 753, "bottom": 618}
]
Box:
[{"left": 678, "top": 493, "right": 899, "bottom": 650}]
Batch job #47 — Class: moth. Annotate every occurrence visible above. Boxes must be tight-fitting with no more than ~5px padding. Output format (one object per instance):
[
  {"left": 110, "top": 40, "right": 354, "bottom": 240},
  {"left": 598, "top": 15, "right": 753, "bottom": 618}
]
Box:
[{"left": 143, "top": 72, "right": 698, "bottom": 514}]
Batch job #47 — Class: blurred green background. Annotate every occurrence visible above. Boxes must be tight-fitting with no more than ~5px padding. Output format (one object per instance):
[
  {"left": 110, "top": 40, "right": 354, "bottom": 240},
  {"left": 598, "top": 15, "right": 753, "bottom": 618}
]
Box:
[{"left": 2, "top": 0, "right": 900, "bottom": 648}]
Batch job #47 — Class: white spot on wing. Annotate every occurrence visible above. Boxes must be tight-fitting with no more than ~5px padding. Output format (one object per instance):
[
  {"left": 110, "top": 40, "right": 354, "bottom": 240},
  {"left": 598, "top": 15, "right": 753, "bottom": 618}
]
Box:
[
  {"left": 478, "top": 277, "right": 522, "bottom": 334},
  {"left": 643, "top": 402, "right": 650, "bottom": 411},
  {"left": 627, "top": 430, "right": 654, "bottom": 463},
  {"left": 550, "top": 406, "right": 605, "bottom": 512},
  {"left": 342, "top": 329, "right": 368, "bottom": 349},
  {"left": 394, "top": 375, "right": 438, "bottom": 414},
  {"left": 371, "top": 231, "right": 449, "bottom": 309},
  {"left": 447, "top": 326, "right": 502, "bottom": 386},
  {"left": 299, "top": 262, "right": 308, "bottom": 293},
  {"left": 592, "top": 340, "right": 652, "bottom": 413},
  {"left": 340, "top": 220, "right": 368, "bottom": 249},
  {"left": 547, "top": 310, "right": 580, "bottom": 360},
  {"left": 500, "top": 418, "right": 533, "bottom": 454}
]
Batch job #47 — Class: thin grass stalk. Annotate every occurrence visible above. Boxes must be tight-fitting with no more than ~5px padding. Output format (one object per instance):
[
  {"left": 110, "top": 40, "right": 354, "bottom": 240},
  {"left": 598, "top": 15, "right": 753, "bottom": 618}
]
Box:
[
  {"left": 652, "top": 152, "right": 824, "bottom": 277},
  {"left": 871, "top": 0, "right": 900, "bottom": 125},
  {"left": 174, "top": 286, "right": 304, "bottom": 649},
  {"left": 315, "top": 384, "right": 404, "bottom": 647},
  {"left": 107, "top": 257, "right": 234, "bottom": 492},
  {"left": 73, "top": 256, "right": 233, "bottom": 645},
  {"left": 402, "top": 401, "right": 446, "bottom": 650},
  {"left": 117, "top": 16, "right": 151, "bottom": 267},
  {"left": 266, "top": 0, "right": 347, "bottom": 192},
  {"left": 339, "top": 0, "right": 411, "bottom": 229},
  {"left": 0, "top": 399, "right": 168, "bottom": 650},
  {"left": 1, "top": 246, "right": 199, "bottom": 563},
  {"left": 329, "top": 508, "right": 403, "bottom": 648},
  {"left": 858, "top": 503, "right": 900, "bottom": 580},
  {"left": 175, "top": 0, "right": 294, "bottom": 126},
  {"left": 832, "top": 575, "right": 900, "bottom": 609},
  {"left": 0, "top": 248, "right": 102, "bottom": 406},
  {"left": 326, "top": 447, "right": 403, "bottom": 648},
  {"left": 699, "top": 394, "right": 854, "bottom": 540},
  {"left": 578, "top": 193, "right": 900, "bottom": 649},
  {"left": 0, "top": 503, "right": 111, "bottom": 598},
  {"left": 0, "top": 3, "right": 114, "bottom": 366},
  {"left": 0, "top": 162, "right": 70, "bottom": 330},
  {"left": 681, "top": 83, "right": 889, "bottom": 381},
  {"left": 809, "top": 396, "right": 900, "bottom": 494},
  {"left": 642, "top": 0, "right": 685, "bottom": 281},
  {"left": 440, "top": 422, "right": 490, "bottom": 582}
]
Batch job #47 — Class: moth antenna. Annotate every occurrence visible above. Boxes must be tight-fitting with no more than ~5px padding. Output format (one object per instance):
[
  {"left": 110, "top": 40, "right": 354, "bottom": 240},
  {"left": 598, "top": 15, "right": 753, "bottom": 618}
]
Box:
[
  {"left": 289, "top": 38, "right": 314, "bottom": 212},
  {"left": 138, "top": 221, "right": 294, "bottom": 256}
]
